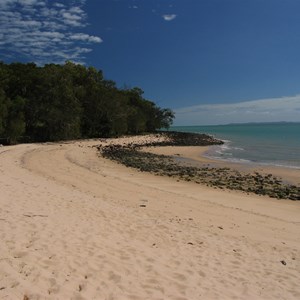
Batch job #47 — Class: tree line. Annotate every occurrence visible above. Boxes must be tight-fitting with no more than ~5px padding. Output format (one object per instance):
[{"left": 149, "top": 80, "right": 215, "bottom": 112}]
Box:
[{"left": 0, "top": 61, "right": 174, "bottom": 144}]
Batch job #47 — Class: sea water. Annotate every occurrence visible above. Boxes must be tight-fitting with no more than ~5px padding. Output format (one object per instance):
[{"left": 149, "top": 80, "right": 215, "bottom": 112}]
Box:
[{"left": 171, "top": 123, "right": 300, "bottom": 169}]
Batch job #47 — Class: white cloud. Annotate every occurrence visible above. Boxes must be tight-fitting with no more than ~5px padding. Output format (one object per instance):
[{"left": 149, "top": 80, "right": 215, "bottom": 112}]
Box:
[
  {"left": 19, "top": 0, "right": 40, "bottom": 5},
  {"left": 128, "top": 5, "right": 138, "bottom": 9},
  {"left": 61, "top": 7, "right": 86, "bottom": 27},
  {"left": 162, "top": 14, "right": 177, "bottom": 21},
  {"left": 0, "top": 0, "right": 44, "bottom": 7},
  {"left": 62, "top": 13, "right": 83, "bottom": 26},
  {"left": 39, "top": 31, "right": 65, "bottom": 39},
  {"left": 70, "top": 33, "right": 102, "bottom": 43},
  {"left": 69, "top": 6, "right": 85, "bottom": 14},
  {"left": 174, "top": 95, "right": 300, "bottom": 125},
  {"left": 0, "top": 0, "right": 102, "bottom": 65},
  {"left": 53, "top": 3, "right": 65, "bottom": 8}
]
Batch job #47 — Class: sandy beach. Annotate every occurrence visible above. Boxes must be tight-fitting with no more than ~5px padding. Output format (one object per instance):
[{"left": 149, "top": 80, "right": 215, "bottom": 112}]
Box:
[
  {"left": 144, "top": 145, "right": 300, "bottom": 185},
  {"left": 0, "top": 135, "right": 300, "bottom": 299}
]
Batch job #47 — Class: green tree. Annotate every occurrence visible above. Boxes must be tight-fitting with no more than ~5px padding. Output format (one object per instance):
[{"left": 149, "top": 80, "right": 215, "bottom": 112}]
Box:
[
  {"left": 32, "top": 64, "right": 82, "bottom": 141},
  {"left": 0, "top": 61, "right": 175, "bottom": 143},
  {"left": 0, "top": 89, "right": 9, "bottom": 137},
  {"left": 6, "top": 96, "right": 26, "bottom": 144},
  {"left": 157, "top": 108, "right": 175, "bottom": 129}
]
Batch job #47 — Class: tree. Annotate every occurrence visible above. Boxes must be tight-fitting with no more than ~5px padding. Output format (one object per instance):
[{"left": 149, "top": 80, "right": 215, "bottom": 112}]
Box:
[
  {"left": 6, "top": 96, "right": 26, "bottom": 144},
  {"left": 0, "top": 89, "right": 8, "bottom": 138},
  {"left": 156, "top": 108, "right": 175, "bottom": 130},
  {"left": 0, "top": 61, "right": 175, "bottom": 143}
]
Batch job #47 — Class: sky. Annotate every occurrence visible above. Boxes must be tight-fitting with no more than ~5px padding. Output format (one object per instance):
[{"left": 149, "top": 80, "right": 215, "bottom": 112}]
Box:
[{"left": 0, "top": 0, "right": 300, "bottom": 125}]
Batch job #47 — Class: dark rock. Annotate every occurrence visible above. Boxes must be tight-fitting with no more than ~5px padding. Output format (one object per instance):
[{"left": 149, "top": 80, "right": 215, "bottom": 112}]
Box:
[{"left": 99, "top": 132, "right": 300, "bottom": 201}]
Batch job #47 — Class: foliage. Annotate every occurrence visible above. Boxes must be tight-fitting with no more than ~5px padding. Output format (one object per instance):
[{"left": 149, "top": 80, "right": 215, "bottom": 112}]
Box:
[{"left": 0, "top": 61, "right": 174, "bottom": 144}]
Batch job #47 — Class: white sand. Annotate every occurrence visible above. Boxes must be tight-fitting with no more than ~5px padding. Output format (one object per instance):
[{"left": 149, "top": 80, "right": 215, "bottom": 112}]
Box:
[{"left": 0, "top": 135, "right": 299, "bottom": 300}]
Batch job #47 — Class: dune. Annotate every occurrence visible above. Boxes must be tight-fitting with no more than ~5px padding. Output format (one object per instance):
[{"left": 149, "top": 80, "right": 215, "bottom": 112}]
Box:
[{"left": 0, "top": 135, "right": 299, "bottom": 299}]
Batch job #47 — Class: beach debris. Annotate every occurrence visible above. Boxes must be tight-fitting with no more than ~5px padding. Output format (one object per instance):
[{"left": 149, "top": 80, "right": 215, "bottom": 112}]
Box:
[
  {"left": 218, "top": 226, "right": 224, "bottom": 230},
  {"left": 139, "top": 204, "right": 146, "bottom": 208},
  {"left": 23, "top": 214, "right": 48, "bottom": 218},
  {"left": 280, "top": 260, "right": 287, "bottom": 265},
  {"left": 187, "top": 242, "right": 194, "bottom": 245}
]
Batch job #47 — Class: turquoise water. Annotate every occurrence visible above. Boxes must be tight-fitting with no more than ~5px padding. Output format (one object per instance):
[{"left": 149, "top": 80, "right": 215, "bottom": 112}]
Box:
[{"left": 171, "top": 123, "right": 300, "bottom": 169}]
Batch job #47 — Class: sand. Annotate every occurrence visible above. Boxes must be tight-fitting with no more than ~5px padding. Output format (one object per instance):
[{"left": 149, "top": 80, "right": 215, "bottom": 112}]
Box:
[
  {"left": 144, "top": 145, "right": 300, "bottom": 185},
  {"left": 0, "top": 135, "right": 299, "bottom": 300}
]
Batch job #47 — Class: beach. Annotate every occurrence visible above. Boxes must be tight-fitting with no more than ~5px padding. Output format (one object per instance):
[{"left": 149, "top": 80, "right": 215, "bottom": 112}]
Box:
[
  {"left": 0, "top": 135, "right": 300, "bottom": 299},
  {"left": 144, "top": 145, "right": 300, "bottom": 186}
]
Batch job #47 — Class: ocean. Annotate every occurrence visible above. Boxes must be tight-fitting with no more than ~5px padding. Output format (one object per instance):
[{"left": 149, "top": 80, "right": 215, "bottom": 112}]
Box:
[{"left": 171, "top": 123, "right": 300, "bottom": 169}]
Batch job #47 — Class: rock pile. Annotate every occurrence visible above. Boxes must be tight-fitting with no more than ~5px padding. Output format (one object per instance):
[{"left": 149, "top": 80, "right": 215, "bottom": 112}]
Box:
[{"left": 97, "top": 132, "right": 300, "bottom": 201}]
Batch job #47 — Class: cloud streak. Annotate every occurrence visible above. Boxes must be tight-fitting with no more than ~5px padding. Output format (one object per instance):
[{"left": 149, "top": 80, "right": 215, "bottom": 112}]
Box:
[
  {"left": 174, "top": 95, "right": 300, "bottom": 125},
  {"left": 162, "top": 14, "right": 177, "bottom": 21},
  {"left": 0, "top": 0, "right": 102, "bottom": 64}
]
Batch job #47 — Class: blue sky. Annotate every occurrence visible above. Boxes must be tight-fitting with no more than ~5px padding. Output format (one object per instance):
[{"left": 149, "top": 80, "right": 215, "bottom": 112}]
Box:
[{"left": 1, "top": 0, "right": 300, "bottom": 125}]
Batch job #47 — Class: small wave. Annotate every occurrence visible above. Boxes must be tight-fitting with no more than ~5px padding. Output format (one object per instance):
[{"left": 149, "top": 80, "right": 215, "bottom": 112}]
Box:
[
  {"left": 215, "top": 149, "right": 227, "bottom": 155},
  {"left": 204, "top": 154, "right": 251, "bottom": 164},
  {"left": 253, "top": 161, "right": 300, "bottom": 170},
  {"left": 221, "top": 139, "right": 231, "bottom": 143},
  {"left": 232, "top": 147, "right": 244, "bottom": 151},
  {"left": 210, "top": 139, "right": 245, "bottom": 159},
  {"left": 219, "top": 144, "right": 231, "bottom": 150},
  {"left": 203, "top": 153, "right": 300, "bottom": 169},
  {"left": 204, "top": 137, "right": 300, "bottom": 169},
  {"left": 209, "top": 141, "right": 233, "bottom": 156},
  {"left": 226, "top": 158, "right": 252, "bottom": 163}
]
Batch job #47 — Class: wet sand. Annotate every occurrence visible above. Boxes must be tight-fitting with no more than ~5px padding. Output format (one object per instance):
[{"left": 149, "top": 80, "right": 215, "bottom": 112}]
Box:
[{"left": 144, "top": 145, "right": 300, "bottom": 185}]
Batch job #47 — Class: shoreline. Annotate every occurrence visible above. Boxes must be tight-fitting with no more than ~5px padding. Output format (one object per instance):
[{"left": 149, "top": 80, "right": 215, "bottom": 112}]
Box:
[
  {"left": 170, "top": 123, "right": 300, "bottom": 179},
  {"left": 100, "top": 133, "right": 299, "bottom": 200},
  {"left": 145, "top": 145, "right": 300, "bottom": 186}
]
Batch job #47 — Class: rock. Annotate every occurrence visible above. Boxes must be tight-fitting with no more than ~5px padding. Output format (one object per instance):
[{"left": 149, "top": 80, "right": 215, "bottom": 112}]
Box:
[
  {"left": 280, "top": 260, "right": 287, "bottom": 265},
  {"left": 99, "top": 133, "right": 300, "bottom": 201}
]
